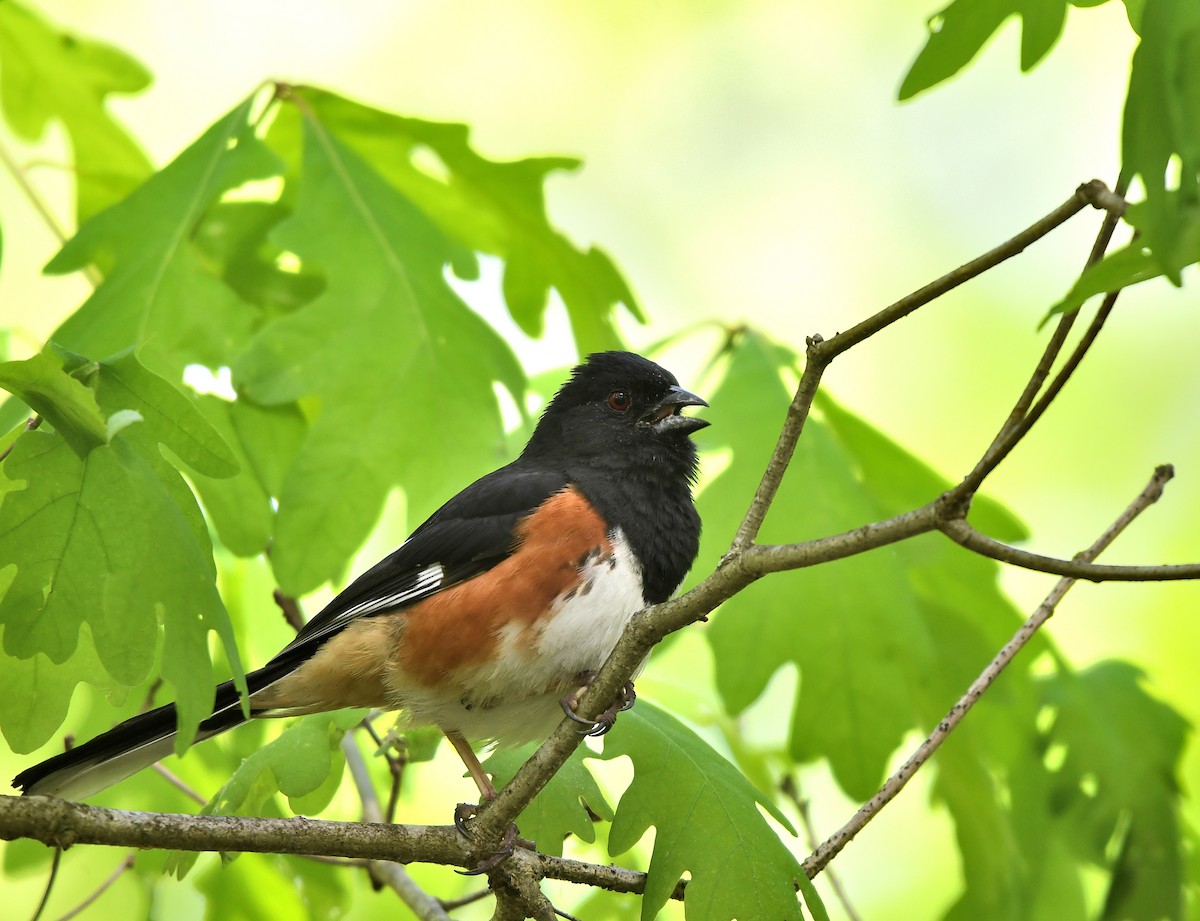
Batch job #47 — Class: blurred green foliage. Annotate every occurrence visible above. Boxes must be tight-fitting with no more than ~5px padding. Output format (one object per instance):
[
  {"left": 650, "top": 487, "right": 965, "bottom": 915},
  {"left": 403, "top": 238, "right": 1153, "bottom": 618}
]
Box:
[{"left": 0, "top": 1, "right": 1197, "bottom": 919}]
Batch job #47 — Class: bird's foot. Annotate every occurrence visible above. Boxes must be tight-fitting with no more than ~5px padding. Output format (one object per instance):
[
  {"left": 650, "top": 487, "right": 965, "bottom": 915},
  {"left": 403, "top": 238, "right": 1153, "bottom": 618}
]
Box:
[
  {"left": 457, "top": 820, "right": 518, "bottom": 875},
  {"left": 560, "top": 672, "right": 637, "bottom": 737},
  {"left": 453, "top": 801, "right": 480, "bottom": 837},
  {"left": 453, "top": 802, "right": 532, "bottom": 875}
]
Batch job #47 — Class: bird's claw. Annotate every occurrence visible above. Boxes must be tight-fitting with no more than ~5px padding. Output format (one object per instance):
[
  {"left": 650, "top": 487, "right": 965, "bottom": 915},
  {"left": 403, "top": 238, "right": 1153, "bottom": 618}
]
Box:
[
  {"left": 454, "top": 815, "right": 520, "bottom": 876},
  {"left": 453, "top": 802, "right": 478, "bottom": 837},
  {"left": 560, "top": 676, "right": 637, "bottom": 736}
]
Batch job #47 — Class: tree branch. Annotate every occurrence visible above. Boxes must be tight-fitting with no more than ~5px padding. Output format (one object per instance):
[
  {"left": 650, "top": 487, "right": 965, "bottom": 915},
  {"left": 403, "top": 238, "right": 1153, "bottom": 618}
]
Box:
[
  {"left": 938, "top": 508, "right": 1200, "bottom": 581},
  {"left": 730, "top": 179, "right": 1124, "bottom": 550},
  {"left": 533, "top": 854, "right": 684, "bottom": 901},
  {"left": 731, "top": 333, "right": 830, "bottom": 550},
  {"left": 988, "top": 173, "right": 1130, "bottom": 446},
  {"left": 955, "top": 289, "right": 1118, "bottom": 498},
  {"left": 0, "top": 795, "right": 469, "bottom": 865},
  {"left": 801, "top": 464, "right": 1174, "bottom": 876},
  {"left": 1, "top": 177, "right": 1181, "bottom": 918},
  {"left": 819, "top": 179, "right": 1122, "bottom": 361}
]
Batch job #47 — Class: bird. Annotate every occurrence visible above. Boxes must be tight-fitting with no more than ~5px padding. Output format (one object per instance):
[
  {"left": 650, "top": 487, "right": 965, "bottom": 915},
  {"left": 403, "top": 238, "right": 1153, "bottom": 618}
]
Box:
[{"left": 13, "top": 350, "right": 708, "bottom": 809}]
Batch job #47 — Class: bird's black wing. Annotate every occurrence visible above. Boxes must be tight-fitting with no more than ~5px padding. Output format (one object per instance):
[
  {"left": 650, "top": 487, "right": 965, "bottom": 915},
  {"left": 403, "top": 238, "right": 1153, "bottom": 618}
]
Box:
[{"left": 275, "top": 463, "right": 569, "bottom": 661}]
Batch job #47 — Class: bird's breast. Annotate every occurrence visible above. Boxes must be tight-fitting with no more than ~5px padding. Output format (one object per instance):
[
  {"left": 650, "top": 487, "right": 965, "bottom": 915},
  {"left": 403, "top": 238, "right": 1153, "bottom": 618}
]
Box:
[
  {"left": 522, "top": 529, "right": 645, "bottom": 681},
  {"left": 383, "top": 526, "right": 647, "bottom": 743}
]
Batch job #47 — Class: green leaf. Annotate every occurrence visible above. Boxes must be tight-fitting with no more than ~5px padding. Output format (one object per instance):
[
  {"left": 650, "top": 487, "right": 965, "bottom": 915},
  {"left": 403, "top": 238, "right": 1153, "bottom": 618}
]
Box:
[
  {"left": 598, "top": 702, "right": 822, "bottom": 921},
  {"left": 0, "top": 625, "right": 114, "bottom": 752},
  {"left": 236, "top": 113, "right": 524, "bottom": 594},
  {"left": 167, "top": 711, "right": 360, "bottom": 878},
  {"left": 0, "top": 2, "right": 152, "bottom": 223},
  {"left": 1049, "top": 231, "right": 1175, "bottom": 318},
  {"left": 193, "top": 199, "right": 325, "bottom": 316},
  {"left": 1120, "top": 0, "right": 1200, "bottom": 285},
  {"left": 46, "top": 95, "right": 281, "bottom": 378},
  {"left": 899, "top": 0, "right": 1069, "bottom": 100},
  {"left": 700, "top": 333, "right": 935, "bottom": 798},
  {"left": 696, "top": 330, "right": 1072, "bottom": 914},
  {"left": 0, "top": 351, "right": 107, "bottom": 455},
  {"left": 815, "top": 390, "right": 1027, "bottom": 542},
  {"left": 228, "top": 397, "right": 308, "bottom": 498},
  {"left": 210, "top": 710, "right": 359, "bottom": 814},
  {"left": 185, "top": 395, "right": 276, "bottom": 557},
  {"left": 290, "top": 87, "right": 641, "bottom": 351},
  {"left": 91, "top": 349, "right": 239, "bottom": 478},
  {"left": 0, "top": 430, "right": 239, "bottom": 748},
  {"left": 484, "top": 744, "right": 614, "bottom": 857},
  {"left": 1042, "top": 662, "right": 1188, "bottom": 921}
]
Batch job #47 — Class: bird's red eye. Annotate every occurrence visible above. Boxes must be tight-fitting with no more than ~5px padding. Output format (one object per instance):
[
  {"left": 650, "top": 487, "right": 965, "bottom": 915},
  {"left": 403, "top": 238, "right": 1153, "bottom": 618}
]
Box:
[{"left": 607, "top": 390, "right": 631, "bottom": 412}]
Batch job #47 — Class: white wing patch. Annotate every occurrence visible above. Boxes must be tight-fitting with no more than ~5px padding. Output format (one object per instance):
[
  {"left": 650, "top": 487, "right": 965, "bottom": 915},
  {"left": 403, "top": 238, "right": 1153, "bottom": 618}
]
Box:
[{"left": 341, "top": 563, "right": 445, "bottom": 619}]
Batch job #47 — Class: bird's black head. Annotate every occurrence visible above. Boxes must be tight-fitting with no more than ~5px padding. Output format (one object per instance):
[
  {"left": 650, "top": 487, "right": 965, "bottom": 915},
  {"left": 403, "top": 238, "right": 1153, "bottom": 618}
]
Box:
[{"left": 522, "top": 351, "right": 709, "bottom": 474}]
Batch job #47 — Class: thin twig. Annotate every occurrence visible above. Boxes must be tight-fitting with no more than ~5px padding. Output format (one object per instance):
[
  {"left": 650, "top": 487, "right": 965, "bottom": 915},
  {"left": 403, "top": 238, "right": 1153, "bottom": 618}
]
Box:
[
  {"left": 134, "top": 680, "right": 209, "bottom": 806},
  {"left": 780, "top": 777, "right": 862, "bottom": 921},
  {"left": 299, "top": 855, "right": 366, "bottom": 868},
  {"left": 51, "top": 853, "right": 135, "bottom": 921},
  {"left": 342, "top": 735, "right": 384, "bottom": 824},
  {"left": 955, "top": 289, "right": 1119, "bottom": 497},
  {"left": 438, "top": 888, "right": 493, "bottom": 911},
  {"left": 802, "top": 465, "right": 1174, "bottom": 877},
  {"left": 0, "top": 139, "right": 71, "bottom": 244},
  {"left": 535, "top": 853, "right": 686, "bottom": 901},
  {"left": 820, "top": 179, "right": 1122, "bottom": 362},
  {"left": 989, "top": 173, "right": 1130, "bottom": 444},
  {"left": 28, "top": 847, "right": 61, "bottom": 921},
  {"left": 273, "top": 589, "right": 306, "bottom": 632},
  {"left": 342, "top": 735, "right": 452, "bottom": 920},
  {"left": 731, "top": 179, "right": 1123, "bottom": 550},
  {"left": 151, "top": 764, "right": 206, "bottom": 805},
  {"left": 361, "top": 715, "right": 406, "bottom": 824},
  {"left": 0, "top": 140, "right": 101, "bottom": 286},
  {"left": 731, "top": 335, "right": 831, "bottom": 550},
  {"left": 938, "top": 510, "right": 1198, "bottom": 581}
]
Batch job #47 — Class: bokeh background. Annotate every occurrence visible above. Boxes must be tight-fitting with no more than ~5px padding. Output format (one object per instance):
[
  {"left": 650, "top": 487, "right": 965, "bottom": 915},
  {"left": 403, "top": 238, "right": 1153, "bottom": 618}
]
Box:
[{"left": 1, "top": 1, "right": 1196, "bottom": 918}]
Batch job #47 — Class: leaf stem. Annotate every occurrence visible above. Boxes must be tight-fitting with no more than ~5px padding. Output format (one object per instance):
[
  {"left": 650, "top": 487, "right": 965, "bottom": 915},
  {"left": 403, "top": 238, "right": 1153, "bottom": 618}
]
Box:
[
  {"left": 0, "top": 139, "right": 100, "bottom": 286},
  {"left": 0, "top": 138, "right": 71, "bottom": 244},
  {"left": 0, "top": 416, "right": 42, "bottom": 463}
]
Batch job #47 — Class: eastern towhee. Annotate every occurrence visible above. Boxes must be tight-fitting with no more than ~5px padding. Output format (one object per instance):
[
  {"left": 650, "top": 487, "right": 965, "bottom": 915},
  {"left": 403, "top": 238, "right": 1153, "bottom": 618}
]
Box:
[{"left": 14, "top": 351, "right": 708, "bottom": 806}]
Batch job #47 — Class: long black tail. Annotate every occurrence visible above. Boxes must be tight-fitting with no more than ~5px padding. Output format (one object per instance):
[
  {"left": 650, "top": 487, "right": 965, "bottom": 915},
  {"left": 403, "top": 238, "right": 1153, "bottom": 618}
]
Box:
[{"left": 12, "top": 662, "right": 291, "bottom": 800}]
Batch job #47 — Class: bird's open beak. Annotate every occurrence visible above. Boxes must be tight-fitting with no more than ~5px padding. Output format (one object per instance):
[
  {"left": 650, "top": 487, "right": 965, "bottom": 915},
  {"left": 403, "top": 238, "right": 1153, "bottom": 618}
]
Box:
[{"left": 646, "top": 386, "right": 710, "bottom": 434}]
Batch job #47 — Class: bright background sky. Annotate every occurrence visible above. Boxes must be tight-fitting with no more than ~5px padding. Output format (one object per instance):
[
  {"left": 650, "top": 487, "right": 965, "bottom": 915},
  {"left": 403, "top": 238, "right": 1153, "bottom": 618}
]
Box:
[{"left": 3, "top": 1, "right": 1197, "bottom": 917}]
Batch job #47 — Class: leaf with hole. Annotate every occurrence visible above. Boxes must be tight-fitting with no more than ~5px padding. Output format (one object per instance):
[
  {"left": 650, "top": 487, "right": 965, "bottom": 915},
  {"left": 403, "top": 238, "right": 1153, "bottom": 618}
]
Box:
[
  {"left": 238, "top": 110, "right": 524, "bottom": 595},
  {"left": 598, "top": 702, "right": 823, "bottom": 921}
]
